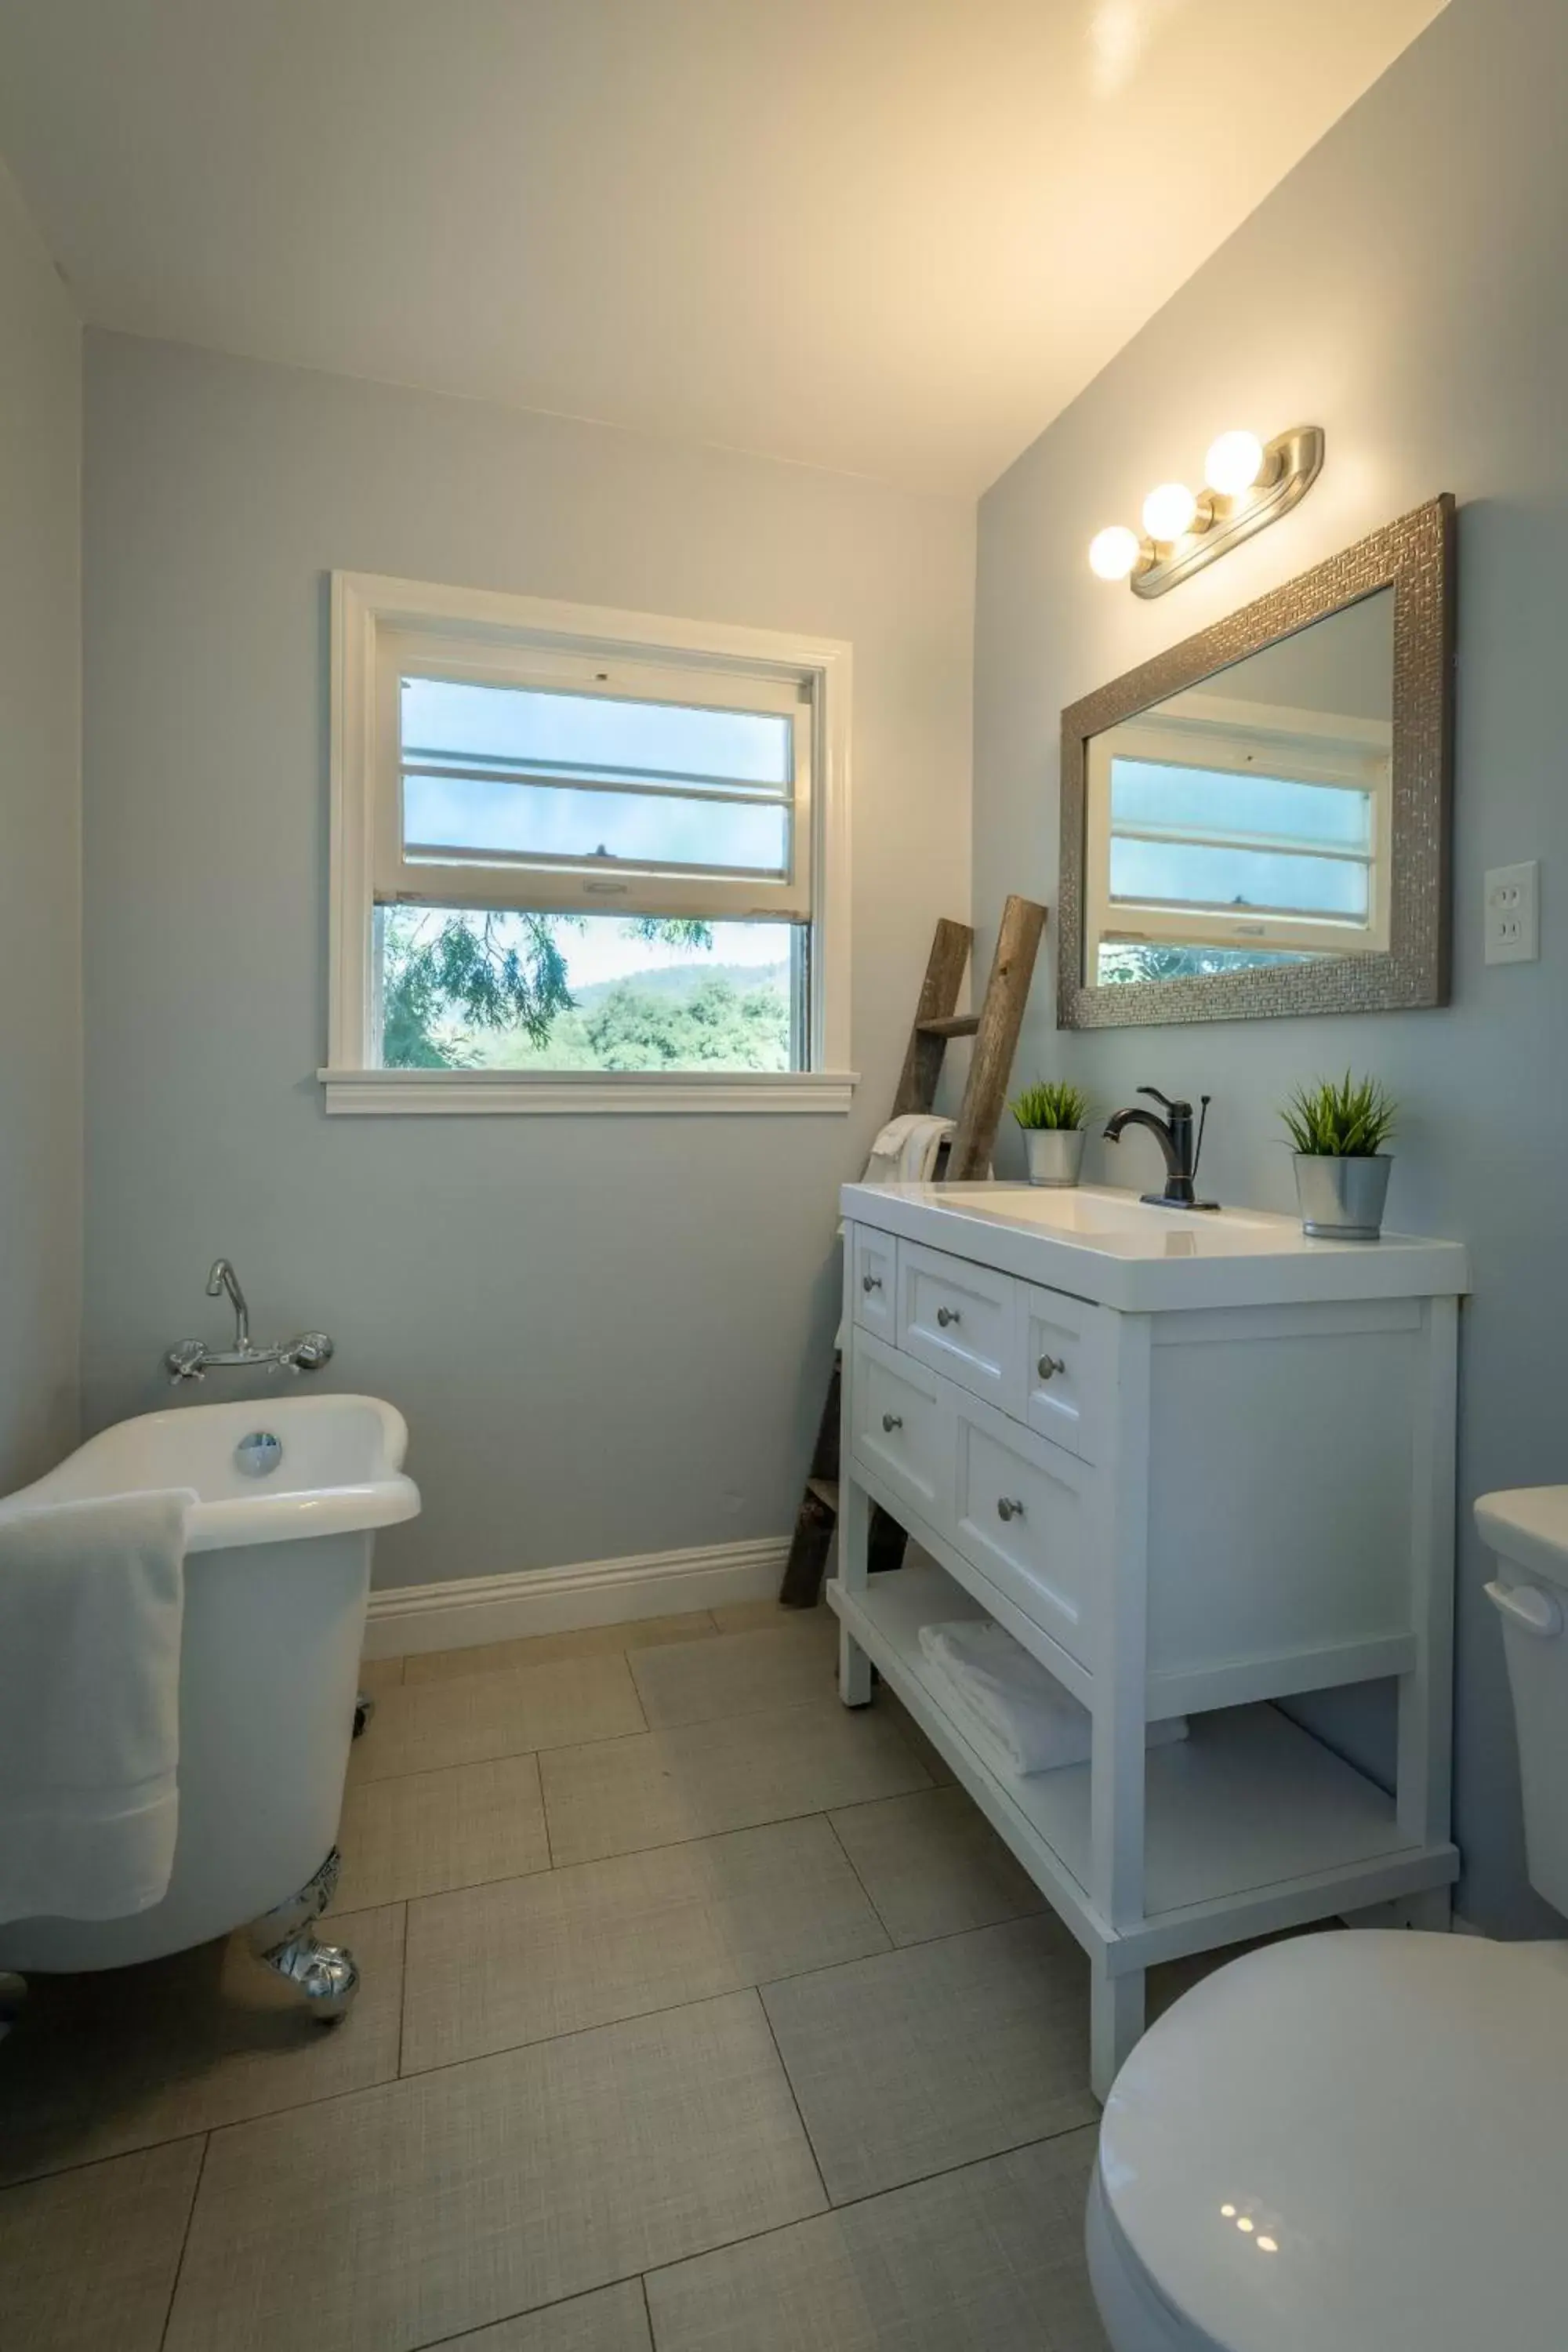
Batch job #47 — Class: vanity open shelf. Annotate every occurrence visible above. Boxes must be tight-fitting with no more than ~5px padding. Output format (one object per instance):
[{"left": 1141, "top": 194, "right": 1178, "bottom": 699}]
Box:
[{"left": 830, "top": 1181, "right": 1468, "bottom": 2096}]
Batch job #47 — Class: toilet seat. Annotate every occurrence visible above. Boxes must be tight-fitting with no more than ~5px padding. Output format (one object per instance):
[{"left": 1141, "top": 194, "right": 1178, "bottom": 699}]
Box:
[{"left": 1094, "top": 1929, "right": 1568, "bottom": 2352}]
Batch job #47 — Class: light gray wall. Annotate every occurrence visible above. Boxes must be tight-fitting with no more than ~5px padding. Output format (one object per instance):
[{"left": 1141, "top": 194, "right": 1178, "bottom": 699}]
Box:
[
  {"left": 82, "top": 333, "right": 974, "bottom": 1590},
  {"left": 0, "top": 160, "right": 81, "bottom": 1489},
  {"left": 974, "top": 0, "right": 1566, "bottom": 1934}
]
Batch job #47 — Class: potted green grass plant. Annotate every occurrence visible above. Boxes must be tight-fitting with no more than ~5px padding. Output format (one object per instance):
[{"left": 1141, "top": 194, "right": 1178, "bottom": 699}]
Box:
[
  {"left": 1282, "top": 1072, "right": 1398, "bottom": 1240},
  {"left": 1011, "top": 1079, "right": 1091, "bottom": 1188}
]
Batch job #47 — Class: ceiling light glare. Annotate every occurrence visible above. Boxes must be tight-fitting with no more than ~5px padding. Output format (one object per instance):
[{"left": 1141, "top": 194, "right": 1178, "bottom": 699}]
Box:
[
  {"left": 1088, "top": 524, "right": 1142, "bottom": 581},
  {"left": 1142, "top": 481, "right": 1199, "bottom": 543},
  {"left": 1205, "top": 430, "right": 1266, "bottom": 498}
]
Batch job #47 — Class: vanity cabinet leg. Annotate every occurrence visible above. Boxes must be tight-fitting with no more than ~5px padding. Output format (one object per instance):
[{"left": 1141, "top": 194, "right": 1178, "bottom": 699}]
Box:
[
  {"left": 836, "top": 1473, "right": 873, "bottom": 1707},
  {"left": 839, "top": 1625, "right": 873, "bottom": 1708},
  {"left": 1090, "top": 1961, "right": 1145, "bottom": 2103},
  {"left": 1398, "top": 1886, "right": 1453, "bottom": 1933}
]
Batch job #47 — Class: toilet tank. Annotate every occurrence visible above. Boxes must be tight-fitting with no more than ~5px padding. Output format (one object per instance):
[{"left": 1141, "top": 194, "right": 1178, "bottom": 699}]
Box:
[{"left": 1476, "top": 1488, "right": 1568, "bottom": 1918}]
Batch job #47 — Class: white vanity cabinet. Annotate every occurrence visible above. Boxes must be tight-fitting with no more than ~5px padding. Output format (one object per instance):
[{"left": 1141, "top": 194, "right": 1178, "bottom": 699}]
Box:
[{"left": 829, "top": 1181, "right": 1467, "bottom": 2096}]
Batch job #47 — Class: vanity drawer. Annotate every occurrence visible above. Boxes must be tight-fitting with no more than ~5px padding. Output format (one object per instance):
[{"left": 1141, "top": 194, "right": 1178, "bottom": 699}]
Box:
[
  {"left": 848, "top": 1329, "right": 953, "bottom": 1534},
  {"left": 898, "top": 1241, "right": 1022, "bottom": 1414},
  {"left": 1022, "top": 1285, "right": 1112, "bottom": 1463},
  {"left": 953, "top": 1392, "right": 1093, "bottom": 1670},
  {"left": 850, "top": 1225, "right": 897, "bottom": 1341}
]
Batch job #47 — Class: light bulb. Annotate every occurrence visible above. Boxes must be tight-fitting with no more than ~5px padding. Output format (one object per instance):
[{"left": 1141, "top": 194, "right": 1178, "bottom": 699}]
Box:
[
  {"left": 1142, "top": 481, "right": 1199, "bottom": 543},
  {"left": 1088, "top": 524, "right": 1141, "bottom": 582},
  {"left": 1205, "top": 430, "right": 1265, "bottom": 498}
]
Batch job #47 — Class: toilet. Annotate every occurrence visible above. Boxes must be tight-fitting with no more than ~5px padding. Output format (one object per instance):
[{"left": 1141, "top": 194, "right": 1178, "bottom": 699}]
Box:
[{"left": 1087, "top": 1486, "right": 1568, "bottom": 2352}]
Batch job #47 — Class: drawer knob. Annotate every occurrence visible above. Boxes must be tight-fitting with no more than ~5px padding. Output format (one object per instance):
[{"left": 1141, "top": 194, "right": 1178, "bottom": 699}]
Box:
[
  {"left": 862, "top": 1272, "right": 882, "bottom": 1293},
  {"left": 996, "top": 1497, "right": 1025, "bottom": 1523},
  {"left": 935, "top": 1305, "right": 961, "bottom": 1329},
  {"left": 881, "top": 1411, "right": 903, "bottom": 1433},
  {"left": 1036, "top": 1353, "right": 1067, "bottom": 1381}
]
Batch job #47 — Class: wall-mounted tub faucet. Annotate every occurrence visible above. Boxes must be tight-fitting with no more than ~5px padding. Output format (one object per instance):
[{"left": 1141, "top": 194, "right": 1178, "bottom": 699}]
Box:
[
  {"left": 1103, "top": 1087, "right": 1220, "bottom": 1211},
  {"left": 164, "top": 1259, "right": 335, "bottom": 1384},
  {"left": 207, "top": 1258, "right": 251, "bottom": 1351}
]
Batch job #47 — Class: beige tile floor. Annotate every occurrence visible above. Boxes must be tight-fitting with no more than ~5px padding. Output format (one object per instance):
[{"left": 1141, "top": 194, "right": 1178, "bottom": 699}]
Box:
[{"left": 0, "top": 1600, "right": 1118, "bottom": 2352}]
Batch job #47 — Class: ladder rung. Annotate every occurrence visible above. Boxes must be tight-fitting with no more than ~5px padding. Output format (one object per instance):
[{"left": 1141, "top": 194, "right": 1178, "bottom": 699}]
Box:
[
  {"left": 916, "top": 1013, "right": 979, "bottom": 1039},
  {"left": 805, "top": 1477, "right": 840, "bottom": 1514}
]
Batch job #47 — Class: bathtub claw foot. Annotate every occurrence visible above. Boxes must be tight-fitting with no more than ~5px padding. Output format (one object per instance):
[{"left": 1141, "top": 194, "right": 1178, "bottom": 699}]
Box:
[
  {"left": 248, "top": 1847, "right": 358, "bottom": 2020},
  {"left": 257, "top": 1931, "right": 360, "bottom": 2020},
  {"left": 353, "top": 1691, "right": 376, "bottom": 1739}
]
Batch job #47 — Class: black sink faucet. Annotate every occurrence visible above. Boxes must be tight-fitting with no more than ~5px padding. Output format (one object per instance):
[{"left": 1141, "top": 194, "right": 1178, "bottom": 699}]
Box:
[{"left": 1103, "top": 1087, "right": 1219, "bottom": 1210}]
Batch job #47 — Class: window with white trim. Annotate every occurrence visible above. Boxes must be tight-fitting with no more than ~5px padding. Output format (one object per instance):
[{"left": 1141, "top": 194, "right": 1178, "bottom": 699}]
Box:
[
  {"left": 1085, "top": 688, "right": 1392, "bottom": 988},
  {"left": 325, "top": 575, "right": 853, "bottom": 1112}
]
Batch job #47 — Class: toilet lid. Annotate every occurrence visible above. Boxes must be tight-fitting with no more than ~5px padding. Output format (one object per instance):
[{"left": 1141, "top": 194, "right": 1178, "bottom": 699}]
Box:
[{"left": 1099, "top": 1931, "right": 1568, "bottom": 2352}]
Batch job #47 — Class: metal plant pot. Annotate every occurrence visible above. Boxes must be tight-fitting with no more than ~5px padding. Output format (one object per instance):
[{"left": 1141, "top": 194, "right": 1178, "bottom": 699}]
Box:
[
  {"left": 1293, "top": 1153, "right": 1392, "bottom": 1240},
  {"left": 1024, "top": 1128, "right": 1087, "bottom": 1188}
]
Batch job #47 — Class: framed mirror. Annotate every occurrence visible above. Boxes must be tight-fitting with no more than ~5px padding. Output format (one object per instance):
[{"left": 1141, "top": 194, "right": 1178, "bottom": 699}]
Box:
[{"left": 1058, "top": 495, "right": 1454, "bottom": 1028}]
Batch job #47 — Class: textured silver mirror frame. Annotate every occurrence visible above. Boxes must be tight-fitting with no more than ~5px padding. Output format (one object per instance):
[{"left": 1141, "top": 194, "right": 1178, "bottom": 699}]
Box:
[{"left": 1058, "top": 493, "right": 1456, "bottom": 1029}]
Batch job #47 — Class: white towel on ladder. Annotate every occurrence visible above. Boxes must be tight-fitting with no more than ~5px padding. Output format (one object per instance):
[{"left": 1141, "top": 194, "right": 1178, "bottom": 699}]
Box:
[
  {"left": 0, "top": 1490, "right": 191, "bottom": 1925},
  {"left": 862, "top": 1113, "right": 954, "bottom": 1187},
  {"left": 919, "top": 1618, "right": 1188, "bottom": 1778}
]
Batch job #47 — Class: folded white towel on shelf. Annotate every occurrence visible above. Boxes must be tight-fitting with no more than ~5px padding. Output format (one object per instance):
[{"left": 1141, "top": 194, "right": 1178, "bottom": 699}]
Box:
[
  {"left": 917, "top": 1617, "right": 1188, "bottom": 1779},
  {"left": 862, "top": 1113, "right": 954, "bottom": 1188},
  {"left": 0, "top": 1490, "right": 191, "bottom": 1926}
]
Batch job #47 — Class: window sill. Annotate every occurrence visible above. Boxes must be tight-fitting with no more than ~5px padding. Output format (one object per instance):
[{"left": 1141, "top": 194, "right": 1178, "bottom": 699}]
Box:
[{"left": 318, "top": 1067, "right": 859, "bottom": 1116}]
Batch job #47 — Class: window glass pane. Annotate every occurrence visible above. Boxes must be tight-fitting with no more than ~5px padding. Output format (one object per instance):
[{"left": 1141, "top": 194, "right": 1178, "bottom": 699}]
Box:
[
  {"left": 1109, "top": 837, "right": 1370, "bottom": 920},
  {"left": 404, "top": 775, "right": 788, "bottom": 876},
  {"left": 1110, "top": 759, "right": 1372, "bottom": 851},
  {"left": 1096, "top": 941, "right": 1320, "bottom": 985},
  {"left": 378, "top": 909, "right": 801, "bottom": 1073},
  {"left": 401, "top": 677, "right": 791, "bottom": 789}
]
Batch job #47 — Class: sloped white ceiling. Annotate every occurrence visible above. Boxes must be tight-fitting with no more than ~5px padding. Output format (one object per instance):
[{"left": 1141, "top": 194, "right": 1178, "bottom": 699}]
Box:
[{"left": 0, "top": 0, "right": 1446, "bottom": 492}]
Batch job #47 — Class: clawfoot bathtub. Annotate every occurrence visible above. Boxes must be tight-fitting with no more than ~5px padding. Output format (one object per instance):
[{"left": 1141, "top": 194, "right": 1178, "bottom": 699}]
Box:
[{"left": 0, "top": 1394, "right": 419, "bottom": 2016}]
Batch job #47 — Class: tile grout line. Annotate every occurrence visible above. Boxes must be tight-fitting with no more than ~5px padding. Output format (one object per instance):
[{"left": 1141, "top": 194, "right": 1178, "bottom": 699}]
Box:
[
  {"left": 355, "top": 1620, "right": 844, "bottom": 1778},
  {"left": 348, "top": 1684, "right": 853, "bottom": 1787},
  {"left": 753, "top": 1977, "right": 833, "bottom": 2218},
  {"left": 389, "top": 1611, "right": 727, "bottom": 1689},
  {"left": 537, "top": 1748, "right": 557, "bottom": 1874},
  {"left": 343, "top": 2123, "right": 1105, "bottom": 2352},
  {"left": 0, "top": 2122, "right": 211, "bottom": 2201},
  {"left": 640, "top": 2270, "right": 657, "bottom": 2348},
  {"left": 6, "top": 1867, "right": 1066, "bottom": 2188},
  {"left": 640, "top": 2120, "right": 1107, "bottom": 2291},
  {"left": 394, "top": 1898, "right": 411, "bottom": 2081},
  {"left": 154, "top": 2128, "right": 211, "bottom": 2352},
  {"left": 396, "top": 1906, "right": 1082, "bottom": 2085},
  {"left": 7, "top": 1913, "right": 1080, "bottom": 2190},
  {"left": 821, "top": 1807, "right": 898, "bottom": 1949}
]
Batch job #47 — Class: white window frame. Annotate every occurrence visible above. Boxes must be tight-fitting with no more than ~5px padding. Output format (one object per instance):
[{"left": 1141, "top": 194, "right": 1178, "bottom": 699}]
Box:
[
  {"left": 1084, "top": 689, "right": 1393, "bottom": 970},
  {"left": 323, "top": 572, "right": 855, "bottom": 1115}
]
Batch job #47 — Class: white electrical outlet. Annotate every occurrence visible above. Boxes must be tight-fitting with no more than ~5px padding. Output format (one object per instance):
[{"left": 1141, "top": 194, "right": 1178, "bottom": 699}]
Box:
[{"left": 1484, "top": 862, "right": 1540, "bottom": 964}]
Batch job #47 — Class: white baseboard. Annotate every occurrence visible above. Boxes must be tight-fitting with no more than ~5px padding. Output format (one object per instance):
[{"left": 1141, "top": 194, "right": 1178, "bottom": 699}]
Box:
[{"left": 363, "top": 1534, "right": 791, "bottom": 1660}]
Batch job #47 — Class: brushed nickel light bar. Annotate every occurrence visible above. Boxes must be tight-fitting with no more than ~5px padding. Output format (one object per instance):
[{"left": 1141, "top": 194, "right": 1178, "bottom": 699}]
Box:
[{"left": 1088, "top": 425, "right": 1326, "bottom": 599}]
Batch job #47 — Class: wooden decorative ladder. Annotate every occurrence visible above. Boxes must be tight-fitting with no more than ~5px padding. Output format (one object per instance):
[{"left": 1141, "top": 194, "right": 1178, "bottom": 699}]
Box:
[{"left": 778, "top": 894, "right": 1047, "bottom": 1608}]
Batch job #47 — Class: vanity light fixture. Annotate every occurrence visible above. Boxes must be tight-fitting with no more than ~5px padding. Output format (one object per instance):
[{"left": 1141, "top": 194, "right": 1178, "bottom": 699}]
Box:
[{"left": 1088, "top": 424, "right": 1325, "bottom": 599}]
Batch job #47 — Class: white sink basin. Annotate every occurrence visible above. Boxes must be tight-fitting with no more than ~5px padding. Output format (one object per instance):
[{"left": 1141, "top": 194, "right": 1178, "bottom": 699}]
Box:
[
  {"left": 840, "top": 1182, "right": 1468, "bottom": 1312},
  {"left": 952, "top": 1188, "right": 1277, "bottom": 1239}
]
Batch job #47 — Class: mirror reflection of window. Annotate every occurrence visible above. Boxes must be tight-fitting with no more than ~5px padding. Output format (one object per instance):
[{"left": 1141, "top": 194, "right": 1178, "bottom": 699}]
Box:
[{"left": 1083, "top": 590, "right": 1394, "bottom": 986}]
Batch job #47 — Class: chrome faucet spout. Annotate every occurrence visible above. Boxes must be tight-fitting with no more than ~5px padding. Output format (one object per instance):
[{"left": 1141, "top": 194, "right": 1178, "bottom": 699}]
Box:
[
  {"left": 165, "top": 1263, "right": 334, "bottom": 1385},
  {"left": 206, "top": 1258, "right": 250, "bottom": 1350}
]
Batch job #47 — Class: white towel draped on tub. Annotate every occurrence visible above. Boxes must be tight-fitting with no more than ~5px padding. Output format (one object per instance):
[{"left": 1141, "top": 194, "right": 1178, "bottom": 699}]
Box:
[
  {"left": 0, "top": 1490, "right": 191, "bottom": 1925},
  {"left": 918, "top": 1618, "right": 1188, "bottom": 1780}
]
